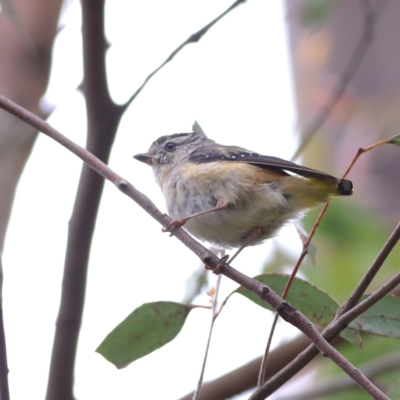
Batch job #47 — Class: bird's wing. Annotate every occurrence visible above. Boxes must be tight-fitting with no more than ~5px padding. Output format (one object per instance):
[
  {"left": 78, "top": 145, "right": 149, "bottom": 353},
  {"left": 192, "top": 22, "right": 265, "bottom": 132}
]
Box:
[
  {"left": 189, "top": 145, "right": 337, "bottom": 182},
  {"left": 188, "top": 145, "right": 353, "bottom": 195}
]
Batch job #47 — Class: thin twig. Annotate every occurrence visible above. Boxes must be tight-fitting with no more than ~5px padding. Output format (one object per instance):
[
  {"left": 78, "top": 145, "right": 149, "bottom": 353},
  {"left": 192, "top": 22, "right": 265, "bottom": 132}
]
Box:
[
  {"left": 121, "top": 0, "right": 246, "bottom": 112},
  {"left": 341, "top": 136, "right": 398, "bottom": 179},
  {"left": 0, "top": 95, "right": 389, "bottom": 400},
  {"left": 257, "top": 312, "right": 279, "bottom": 386},
  {"left": 291, "top": 0, "right": 389, "bottom": 161},
  {"left": 193, "top": 269, "right": 222, "bottom": 400}
]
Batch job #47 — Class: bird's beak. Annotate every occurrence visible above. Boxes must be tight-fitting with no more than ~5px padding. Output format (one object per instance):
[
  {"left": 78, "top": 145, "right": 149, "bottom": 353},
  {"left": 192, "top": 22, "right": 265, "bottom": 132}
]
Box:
[{"left": 133, "top": 153, "right": 155, "bottom": 166}]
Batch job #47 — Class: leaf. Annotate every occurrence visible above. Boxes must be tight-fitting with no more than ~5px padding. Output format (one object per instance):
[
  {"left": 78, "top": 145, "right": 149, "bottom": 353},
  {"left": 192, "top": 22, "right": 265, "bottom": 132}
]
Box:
[
  {"left": 96, "top": 301, "right": 197, "bottom": 369},
  {"left": 295, "top": 223, "right": 317, "bottom": 265},
  {"left": 192, "top": 120, "right": 206, "bottom": 135},
  {"left": 350, "top": 295, "right": 400, "bottom": 338},
  {"left": 389, "top": 134, "right": 400, "bottom": 147},
  {"left": 235, "top": 274, "right": 361, "bottom": 346}
]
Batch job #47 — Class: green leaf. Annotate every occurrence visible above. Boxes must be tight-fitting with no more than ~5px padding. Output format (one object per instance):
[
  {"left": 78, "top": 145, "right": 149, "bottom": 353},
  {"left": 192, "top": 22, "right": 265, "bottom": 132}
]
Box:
[
  {"left": 96, "top": 301, "right": 197, "bottom": 369},
  {"left": 235, "top": 274, "right": 361, "bottom": 346},
  {"left": 192, "top": 120, "right": 206, "bottom": 135},
  {"left": 390, "top": 135, "right": 400, "bottom": 147},
  {"left": 350, "top": 295, "right": 400, "bottom": 338}
]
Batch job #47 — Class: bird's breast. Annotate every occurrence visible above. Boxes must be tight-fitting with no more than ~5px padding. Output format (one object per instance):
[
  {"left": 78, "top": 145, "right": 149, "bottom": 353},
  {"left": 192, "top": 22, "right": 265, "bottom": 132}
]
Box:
[{"left": 158, "top": 162, "right": 299, "bottom": 248}]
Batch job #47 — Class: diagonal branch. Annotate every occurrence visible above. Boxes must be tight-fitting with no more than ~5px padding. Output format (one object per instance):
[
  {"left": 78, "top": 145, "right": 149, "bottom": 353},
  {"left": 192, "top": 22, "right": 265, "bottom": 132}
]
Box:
[
  {"left": 0, "top": 95, "right": 390, "bottom": 400},
  {"left": 121, "top": 0, "right": 246, "bottom": 112}
]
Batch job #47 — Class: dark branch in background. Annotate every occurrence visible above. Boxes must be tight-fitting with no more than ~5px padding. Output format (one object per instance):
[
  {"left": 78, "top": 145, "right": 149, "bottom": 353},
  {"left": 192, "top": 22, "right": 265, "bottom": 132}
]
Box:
[
  {"left": 45, "top": 1, "right": 122, "bottom": 399},
  {"left": 291, "top": 0, "right": 389, "bottom": 161},
  {"left": 250, "top": 220, "right": 400, "bottom": 400},
  {"left": 43, "top": 1, "right": 246, "bottom": 399},
  {"left": 121, "top": 0, "right": 246, "bottom": 112},
  {"left": 0, "top": 257, "right": 10, "bottom": 400},
  {"left": 0, "top": 95, "right": 391, "bottom": 400}
]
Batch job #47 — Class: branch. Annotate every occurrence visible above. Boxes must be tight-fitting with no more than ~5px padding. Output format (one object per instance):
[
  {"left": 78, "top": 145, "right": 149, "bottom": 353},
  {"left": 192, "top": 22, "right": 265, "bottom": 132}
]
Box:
[
  {"left": 0, "top": 95, "right": 389, "bottom": 400},
  {"left": 250, "top": 220, "right": 400, "bottom": 399},
  {"left": 121, "top": 0, "right": 246, "bottom": 112},
  {"left": 291, "top": 0, "right": 389, "bottom": 160},
  {"left": 45, "top": 1, "right": 122, "bottom": 399}
]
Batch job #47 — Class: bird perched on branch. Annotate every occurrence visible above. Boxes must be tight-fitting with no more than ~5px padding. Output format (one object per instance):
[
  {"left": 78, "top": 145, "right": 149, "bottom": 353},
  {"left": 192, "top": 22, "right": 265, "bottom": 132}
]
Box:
[{"left": 134, "top": 131, "right": 352, "bottom": 260}]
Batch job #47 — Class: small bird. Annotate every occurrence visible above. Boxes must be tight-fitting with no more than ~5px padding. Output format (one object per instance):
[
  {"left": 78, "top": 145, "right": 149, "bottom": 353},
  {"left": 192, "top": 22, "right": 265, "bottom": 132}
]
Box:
[{"left": 134, "top": 131, "right": 352, "bottom": 256}]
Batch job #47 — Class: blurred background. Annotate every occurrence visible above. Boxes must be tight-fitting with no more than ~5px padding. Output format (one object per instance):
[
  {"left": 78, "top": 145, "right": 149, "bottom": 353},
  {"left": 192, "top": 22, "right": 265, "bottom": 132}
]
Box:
[{"left": 0, "top": 0, "right": 400, "bottom": 399}]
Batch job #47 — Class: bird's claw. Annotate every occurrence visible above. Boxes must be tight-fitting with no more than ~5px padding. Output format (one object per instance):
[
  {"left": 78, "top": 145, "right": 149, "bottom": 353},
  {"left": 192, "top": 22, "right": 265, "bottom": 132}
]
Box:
[
  {"left": 205, "top": 254, "right": 229, "bottom": 275},
  {"left": 162, "top": 218, "right": 187, "bottom": 233}
]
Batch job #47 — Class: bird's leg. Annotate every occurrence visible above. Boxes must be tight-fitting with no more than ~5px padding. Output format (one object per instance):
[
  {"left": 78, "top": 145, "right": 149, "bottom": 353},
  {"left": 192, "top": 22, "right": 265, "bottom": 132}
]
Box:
[
  {"left": 162, "top": 200, "right": 229, "bottom": 232},
  {"left": 212, "top": 227, "right": 264, "bottom": 275}
]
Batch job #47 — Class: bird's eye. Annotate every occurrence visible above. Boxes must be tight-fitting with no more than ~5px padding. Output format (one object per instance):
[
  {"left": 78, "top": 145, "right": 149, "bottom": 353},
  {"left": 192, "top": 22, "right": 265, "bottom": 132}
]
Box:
[{"left": 165, "top": 142, "right": 176, "bottom": 152}]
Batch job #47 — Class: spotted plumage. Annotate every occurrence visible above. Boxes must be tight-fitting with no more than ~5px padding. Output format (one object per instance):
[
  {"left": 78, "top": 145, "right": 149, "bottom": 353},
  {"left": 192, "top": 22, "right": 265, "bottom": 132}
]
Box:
[{"left": 134, "top": 131, "right": 352, "bottom": 249}]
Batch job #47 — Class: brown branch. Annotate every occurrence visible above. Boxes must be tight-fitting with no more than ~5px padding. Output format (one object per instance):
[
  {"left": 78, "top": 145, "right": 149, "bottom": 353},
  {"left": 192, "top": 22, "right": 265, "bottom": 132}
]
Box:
[
  {"left": 291, "top": 0, "right": 389, "bottom": 161},
  {"left": 45, "top": 1, "right": 122, "bottom": 399},
  {"left": 250, "top": 220, "right": 400, "bottom": 399},
  {"left": 121, "top": 0, "right": 246, "bottom": 112},
  {"left": 0, "top": 95, "right": 390, "bottom": 400}
]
